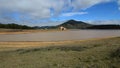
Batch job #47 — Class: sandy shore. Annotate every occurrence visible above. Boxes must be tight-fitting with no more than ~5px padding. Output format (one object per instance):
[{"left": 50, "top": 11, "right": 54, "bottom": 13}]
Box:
[
  {"left": 0, "top": 36, "right": 117, "bottom": 48},
  {"left": 0, "top": 30, "right": 120, "bottom": 42},
  {"left": 0, "top": 29, "right": 61, "bottom": 34}
]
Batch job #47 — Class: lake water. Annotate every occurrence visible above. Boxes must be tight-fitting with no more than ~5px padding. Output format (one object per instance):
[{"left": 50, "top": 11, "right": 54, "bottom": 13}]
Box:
[{"left": 0, "top": 30, "right": 120, "bottom": 42}]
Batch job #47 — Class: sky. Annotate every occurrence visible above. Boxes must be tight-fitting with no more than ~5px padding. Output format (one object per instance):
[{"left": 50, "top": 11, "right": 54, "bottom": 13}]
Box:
[{"left": 0, "top": 0, "right": 120, "bottom": 26}]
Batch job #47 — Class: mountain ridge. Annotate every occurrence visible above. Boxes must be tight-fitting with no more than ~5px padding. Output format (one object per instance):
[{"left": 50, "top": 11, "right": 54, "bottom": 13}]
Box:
[
  {"left": 58, "top": 20, "right": 92, "bottom": 29},
  {"left": 0, "top": 20, "right": 120, "bottom": 29}
]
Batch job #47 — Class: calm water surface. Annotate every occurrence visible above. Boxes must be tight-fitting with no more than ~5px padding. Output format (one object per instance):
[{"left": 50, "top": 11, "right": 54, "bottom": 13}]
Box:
[{"left": 0, "top": 30, "right": 120, "bottom": 42}]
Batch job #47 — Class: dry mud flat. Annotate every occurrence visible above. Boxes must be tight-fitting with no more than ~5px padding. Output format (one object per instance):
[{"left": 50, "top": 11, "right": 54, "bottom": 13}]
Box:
[
  {"left": 0, "top": 29, "right": 59, "bottom": 34},
  {"left": 0, "top": 30, "right": 120, "bottom": 42},
  {"left": 0, "top": 36, "right": 118, "bottom": 48}
]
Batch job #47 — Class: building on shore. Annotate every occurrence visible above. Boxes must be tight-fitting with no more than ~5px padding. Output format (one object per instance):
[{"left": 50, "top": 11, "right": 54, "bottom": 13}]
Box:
[{"left": 60, "top": 26, "right": 66, "bottom": 31}]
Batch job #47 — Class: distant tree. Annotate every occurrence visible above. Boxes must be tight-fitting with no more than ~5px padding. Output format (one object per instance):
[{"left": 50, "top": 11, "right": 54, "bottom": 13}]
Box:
[
  {"left": 0, "top": 23, "right": 34, "bottom": 29},
  {"left": 87, "top": 25, "right": 120, "bottom": 29}
]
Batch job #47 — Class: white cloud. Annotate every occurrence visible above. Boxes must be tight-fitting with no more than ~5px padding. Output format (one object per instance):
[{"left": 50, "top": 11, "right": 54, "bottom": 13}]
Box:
[
  {"left": 1, "top": 0, "right": 118, "bottom": 26},
  {"left": 0, "top": 0, "right": 58, "bottom": 18},
  {"left": 71, "top": 0, "right": 112, "bottom": 10},
  {"left": 61, "top": 12, "right": 88, "bottom": 16},
  {"left": 0, "top": 0, "right": 114, "bottom": 19},
  {"left": 88, "top": 20, "right": 120, "bottom": 25},
  {"left": 118, "top": 0, "right": 120, "bottom": 10}
]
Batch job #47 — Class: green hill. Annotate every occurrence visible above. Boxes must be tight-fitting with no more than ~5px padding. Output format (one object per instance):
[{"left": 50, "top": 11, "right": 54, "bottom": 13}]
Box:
[
  {"left": 57, "top": 20, "right": 120, "bottom": 29},
  {"left": 1, "top": 20, "right": 120, "bottom": 29},
  {"left": 0, "top": 23, "right": 34, "bottom": 29},
  {"left": 58, "top": 20, "right": 92, "bottom": 29},
  {"left": 87, "top": 25, "right": 120, "bottom": 29}
]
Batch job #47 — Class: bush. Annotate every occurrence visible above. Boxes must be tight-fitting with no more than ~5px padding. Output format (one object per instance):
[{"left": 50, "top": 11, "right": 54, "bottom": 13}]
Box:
[{"left": 111, "top": 48, "right": 120, "bottom": 58}]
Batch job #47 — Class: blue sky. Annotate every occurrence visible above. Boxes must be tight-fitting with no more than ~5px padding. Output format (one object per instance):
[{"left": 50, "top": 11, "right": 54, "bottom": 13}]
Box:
[
  {"left": 0, "top": 0, "right": 120, "bottom": 26},
  {"left": 51, "top": 1, "right": 120, "bottom": 21}
]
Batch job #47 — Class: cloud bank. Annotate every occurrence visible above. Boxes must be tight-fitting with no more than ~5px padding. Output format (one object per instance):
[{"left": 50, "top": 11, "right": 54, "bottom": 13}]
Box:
[
  {"left": 88, "top": 20, "right": 120, "bottom": 25},
  {"left": 0, "top": 0, "right": 114, "bottom": 19},
  {"left": 0, "top": 0, "right": 120, "bottom": 26},
  {"left": 118, "top": 0, "right": 120, "bottom": 10},
  {"left": 61, "top": 12, "right": 88, "bottom": 16}
]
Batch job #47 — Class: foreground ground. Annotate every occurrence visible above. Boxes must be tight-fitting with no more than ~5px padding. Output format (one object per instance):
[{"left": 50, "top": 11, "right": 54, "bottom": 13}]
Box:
[
  {"left": 0, "top": 37, "right": 120, "bottom": 68},
  {"left": 0, "top": 29, "right": 60, "bottom": 34}
]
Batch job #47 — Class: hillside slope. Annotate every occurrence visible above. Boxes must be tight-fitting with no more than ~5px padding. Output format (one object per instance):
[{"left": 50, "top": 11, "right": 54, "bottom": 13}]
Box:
[
  {"left": 58, "top": 20, "right": 92, "bottom": 29},
  {"left": 87, "top": 25, "right": 120, "bottom": 29}
]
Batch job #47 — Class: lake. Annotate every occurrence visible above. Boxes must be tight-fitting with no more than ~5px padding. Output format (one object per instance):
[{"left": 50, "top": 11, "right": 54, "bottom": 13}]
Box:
[{"left": 0, "top": 30, "right": 120, "bottom": 42}]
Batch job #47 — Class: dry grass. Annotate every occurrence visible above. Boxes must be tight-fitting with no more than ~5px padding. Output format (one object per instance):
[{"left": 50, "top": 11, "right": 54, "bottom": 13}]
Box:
[
  {"left": 0, "top": 37, "right": 120, "bottom": 68},
  {"left": 0, "top": 29, "right": 62, "bottom": 34},
  {"left": 0, "top": 36, "right": 117, "bottom": 48}
]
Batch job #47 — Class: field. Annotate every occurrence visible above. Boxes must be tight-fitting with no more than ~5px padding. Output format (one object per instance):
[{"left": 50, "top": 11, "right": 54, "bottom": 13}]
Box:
[
  {"left": 0, "top": 29, "right": 61, "bottom": 34},
  {"left": 0, "top": 37, "right": 120, "bottom": 68}
]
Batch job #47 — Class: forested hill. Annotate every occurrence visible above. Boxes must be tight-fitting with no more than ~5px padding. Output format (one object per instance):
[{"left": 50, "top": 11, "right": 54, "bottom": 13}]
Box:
[
  {"left": 0, "top": 23, "right": 34, "bottom": 29},
  {"left": 87, "top": 25, "right": 120, "bottom": 29},
  {"left": 58, "top": 20, "right": 92, "bottom": 29},
  {"left": 0, "top": 20, "right": 120, "bottom": 29},
  {"left": 57, "top": 20, "right": 120, "bottom": 29}
]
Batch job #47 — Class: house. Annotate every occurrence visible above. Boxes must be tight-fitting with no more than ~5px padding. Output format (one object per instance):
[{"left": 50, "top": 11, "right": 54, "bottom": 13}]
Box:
[{"left": 60, "top": 26, "right": 66, "bottom": 31}]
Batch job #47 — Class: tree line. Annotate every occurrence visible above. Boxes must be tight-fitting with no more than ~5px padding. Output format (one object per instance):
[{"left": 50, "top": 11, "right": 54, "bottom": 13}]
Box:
[
  {"left": 0, "top": 23, "right": 34, "bottom": 29},
  {"left": 87, "top": 25, "right": 120, "bottom": 29}
]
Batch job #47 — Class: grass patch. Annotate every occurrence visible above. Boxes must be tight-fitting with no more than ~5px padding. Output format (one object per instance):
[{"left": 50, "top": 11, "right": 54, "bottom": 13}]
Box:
[
  {"left": 16, "top": 46, "right": 88, "bottom": 54},
  {"left": 111, "top": 48, "right": 120, "bottom": 58},
  {"left": 0, "top": 37, "right": 120, "bottom": 68}
]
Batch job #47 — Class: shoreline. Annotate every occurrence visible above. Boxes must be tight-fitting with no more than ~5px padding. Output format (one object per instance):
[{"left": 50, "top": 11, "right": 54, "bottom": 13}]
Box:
[
  {"left": 0, "top": 36, "right": 118, "bottom": 48},
  {"left": 0, "top": 29, "right": 120, "bottom": 35},
  {"left": 0, "top": 29, "right": 63, "bottom": 35}
]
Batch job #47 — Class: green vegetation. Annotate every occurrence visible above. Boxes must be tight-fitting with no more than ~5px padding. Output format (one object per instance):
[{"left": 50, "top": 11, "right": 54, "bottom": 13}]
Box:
[
  {"left": 0, "top": 37, "right": 120, "bottom": 68},
  {"left": 1, "top": 20, "right": 120, "bottom": 30},
  {"left": 87, "top": 25, "right": 120, "bottom": 29},
  {"left": 58, "top": 20, "right": 92, "bottom": 29},
  {"left": 0, "top": 23, "right": 34, "bottom": 29},
  {"left": 57, "top": 20, "right": 120, "bottom": 29}
]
